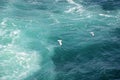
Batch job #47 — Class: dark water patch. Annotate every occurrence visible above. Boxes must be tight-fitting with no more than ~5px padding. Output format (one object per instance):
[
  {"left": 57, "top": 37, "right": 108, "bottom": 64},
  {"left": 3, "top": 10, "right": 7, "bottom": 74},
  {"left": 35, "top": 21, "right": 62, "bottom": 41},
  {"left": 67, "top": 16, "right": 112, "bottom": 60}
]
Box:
[
  {"left": 113, "top": 28, "right": 120, "bottom": 38},
  {"left": 76, "top": 0, "right": 120, "bottom": 11},
  {"left": 100, "top": 69, "right": 120, "bottom": 80},
  {"left": 52, "top": 40, "right": 120, "bottom": 80},
  {"left": 101, "top": 0, "right": 120, "bottom": 10}
]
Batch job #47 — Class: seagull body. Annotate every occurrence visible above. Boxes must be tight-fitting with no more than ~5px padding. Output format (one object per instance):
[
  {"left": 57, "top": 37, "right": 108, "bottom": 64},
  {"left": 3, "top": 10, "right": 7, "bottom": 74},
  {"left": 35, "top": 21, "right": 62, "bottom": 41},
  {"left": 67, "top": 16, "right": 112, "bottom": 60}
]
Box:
[
  {"left": 90, "top": 32, "right": 95, "bottom": 36},
  {"left": 57, "top": 40, "right": 62, "bottom": 46}
]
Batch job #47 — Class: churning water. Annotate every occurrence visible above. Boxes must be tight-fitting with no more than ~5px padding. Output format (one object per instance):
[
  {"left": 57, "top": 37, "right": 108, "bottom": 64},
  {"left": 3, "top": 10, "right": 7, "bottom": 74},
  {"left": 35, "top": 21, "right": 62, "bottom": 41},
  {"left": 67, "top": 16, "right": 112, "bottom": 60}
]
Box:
[{"left": 0, "top": 0, "right": 120, "bottom": 80}]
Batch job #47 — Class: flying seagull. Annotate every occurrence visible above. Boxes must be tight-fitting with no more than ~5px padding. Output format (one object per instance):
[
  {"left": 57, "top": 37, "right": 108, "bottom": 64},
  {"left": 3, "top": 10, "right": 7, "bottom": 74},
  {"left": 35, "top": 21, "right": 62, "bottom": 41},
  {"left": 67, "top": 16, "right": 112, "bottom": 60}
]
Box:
[
  {"left": 57, "top": 40, "right": 62, "bottom": 46},
  {"left": 90, "top": 32, "right": 95, "bottom": 37}
]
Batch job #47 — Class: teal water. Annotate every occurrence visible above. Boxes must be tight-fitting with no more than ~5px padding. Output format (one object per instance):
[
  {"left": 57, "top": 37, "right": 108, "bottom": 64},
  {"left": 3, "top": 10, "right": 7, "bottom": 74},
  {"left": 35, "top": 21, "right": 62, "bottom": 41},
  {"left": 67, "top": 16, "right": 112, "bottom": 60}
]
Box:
[{"left": 0, "top": 0, "right": 120, "bottom": 80}]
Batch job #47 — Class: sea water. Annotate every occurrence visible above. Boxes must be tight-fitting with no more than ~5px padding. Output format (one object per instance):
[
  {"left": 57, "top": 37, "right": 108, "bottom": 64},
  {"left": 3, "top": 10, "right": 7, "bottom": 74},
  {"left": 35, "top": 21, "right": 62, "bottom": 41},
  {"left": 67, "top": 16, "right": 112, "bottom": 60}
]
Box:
[{"left": 0, "top": 0, "right": 120, "bottom": 80}]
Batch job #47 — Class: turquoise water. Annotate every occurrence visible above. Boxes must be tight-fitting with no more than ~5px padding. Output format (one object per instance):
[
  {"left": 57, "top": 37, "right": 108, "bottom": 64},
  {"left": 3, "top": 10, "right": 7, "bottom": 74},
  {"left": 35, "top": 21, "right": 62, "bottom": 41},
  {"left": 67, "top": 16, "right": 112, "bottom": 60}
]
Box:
[{"left": 0, "top": 0, "right": 120, "bottom": 80}]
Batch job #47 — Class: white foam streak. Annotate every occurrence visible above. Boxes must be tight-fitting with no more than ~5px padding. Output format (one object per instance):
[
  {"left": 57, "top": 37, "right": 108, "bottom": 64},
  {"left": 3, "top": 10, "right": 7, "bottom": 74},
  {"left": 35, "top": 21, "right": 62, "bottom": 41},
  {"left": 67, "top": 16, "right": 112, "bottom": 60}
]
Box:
[
  {"left": 49, "top": 14, "right": 60, "bottom": 25},
  {"left": 12, "top": 23, "right": 17, "bottom": 26},
  {"left": 65, "top": 7, "right": 76, "bottom": 13},
  {"left": 67, "top": 0, "right": 80, "bottom": 6},
  {"left": 65, "top": 0, "right": 83, "bottom": 13},
  {"left": 99, "top": 14, "right": 113, "bottom": 17},
  {"left": 0, "top": 44, "right": 41, "bottom": 80},
  {"left": 0, "top": 18, "right": 8, "bottom": 27},
  {"left": 10, "top": 30, "right": 20, "bottom": 37}
]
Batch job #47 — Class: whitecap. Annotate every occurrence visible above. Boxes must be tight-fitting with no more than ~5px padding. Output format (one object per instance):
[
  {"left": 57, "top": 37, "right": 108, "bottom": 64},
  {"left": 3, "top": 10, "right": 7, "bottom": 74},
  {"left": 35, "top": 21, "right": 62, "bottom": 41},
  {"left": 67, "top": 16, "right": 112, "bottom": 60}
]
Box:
[
  {"left": 99, "top": 14, "right": 112, "bottom": 17},
  {"left": 67, "top": 0, "right": 79, "bottom": 6},
  {"left": 0, "top": 44, "right": 41, "bottom": 80},
  {"left": 0, "top": 18, "right": 8, "bottom": 27},
  {"left": 10, "top": 30, "right": 20, "bottom": 38},
  {"left": 65, "top": 0, "right": 83, "bottom": 13},
  {"left": 12, "top": 23, "right": 17, "bottom": 27}
]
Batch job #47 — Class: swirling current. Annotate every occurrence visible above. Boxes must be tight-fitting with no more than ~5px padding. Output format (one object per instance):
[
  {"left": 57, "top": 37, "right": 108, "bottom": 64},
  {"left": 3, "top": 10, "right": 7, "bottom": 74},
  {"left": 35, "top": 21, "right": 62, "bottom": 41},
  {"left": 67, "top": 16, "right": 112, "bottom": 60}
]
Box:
[{"left": 0, "top": 0, "right": 120, "bottom": 80}]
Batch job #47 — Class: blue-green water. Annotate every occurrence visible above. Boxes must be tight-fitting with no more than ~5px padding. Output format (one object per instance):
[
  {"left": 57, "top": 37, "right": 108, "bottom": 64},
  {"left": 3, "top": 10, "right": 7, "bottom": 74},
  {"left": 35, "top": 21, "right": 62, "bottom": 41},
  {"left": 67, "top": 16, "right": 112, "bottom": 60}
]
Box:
[{"left": 0, "top": 0, "right": 120, "bottom": 80}]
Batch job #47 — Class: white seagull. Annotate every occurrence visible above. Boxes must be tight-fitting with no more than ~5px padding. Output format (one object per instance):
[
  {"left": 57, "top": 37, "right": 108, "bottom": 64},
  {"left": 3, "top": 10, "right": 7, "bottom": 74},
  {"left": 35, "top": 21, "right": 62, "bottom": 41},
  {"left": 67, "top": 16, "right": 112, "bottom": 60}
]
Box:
[
  {"left": 57, "top": 40, "right": 62, "bottom": 46},
  {"left": 90, "top": 32, "right": 95, "bottom": 36}
]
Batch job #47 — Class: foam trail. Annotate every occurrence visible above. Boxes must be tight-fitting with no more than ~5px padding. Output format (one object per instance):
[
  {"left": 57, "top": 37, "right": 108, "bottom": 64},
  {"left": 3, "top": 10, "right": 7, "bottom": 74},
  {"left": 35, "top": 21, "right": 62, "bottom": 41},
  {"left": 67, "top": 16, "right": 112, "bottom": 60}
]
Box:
[
  {"left": 67, "top": 0, "right": 80, "bottom": 6},
  {"left": 99, "top": 14, "right": 113, "bottom": 17},
  {"left": 0, "top": 18, "right": 8, "bottom": 27},
  {"left": 0, "top": 45, "right": 41, "bottom": 80},
  {"left": 0, "top": 18, "right": 42, "bottom": 80},
  {"left": 65, "top": 0, "right": 83, "bottom": 13}
]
